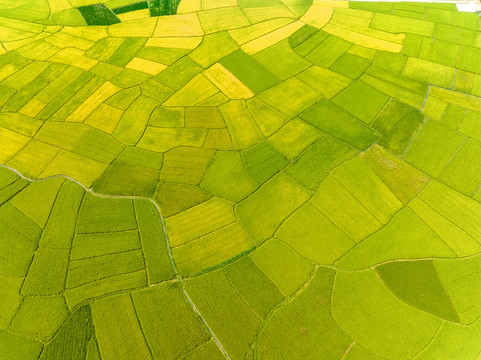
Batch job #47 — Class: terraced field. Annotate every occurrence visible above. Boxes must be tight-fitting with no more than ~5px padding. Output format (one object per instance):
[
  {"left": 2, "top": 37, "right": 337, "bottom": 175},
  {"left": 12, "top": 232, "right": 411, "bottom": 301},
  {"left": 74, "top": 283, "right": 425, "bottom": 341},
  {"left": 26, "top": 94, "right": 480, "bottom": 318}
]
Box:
[{"left": 2, "top": 0, "right": 481, "bottom": 359}]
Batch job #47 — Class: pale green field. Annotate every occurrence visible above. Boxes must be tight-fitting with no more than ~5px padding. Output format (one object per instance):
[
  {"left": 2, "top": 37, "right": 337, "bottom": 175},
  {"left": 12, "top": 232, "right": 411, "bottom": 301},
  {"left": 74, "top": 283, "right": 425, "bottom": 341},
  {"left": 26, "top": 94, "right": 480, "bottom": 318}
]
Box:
[{"left": 1, "top": 0, "right": 481, "bottom": 359}]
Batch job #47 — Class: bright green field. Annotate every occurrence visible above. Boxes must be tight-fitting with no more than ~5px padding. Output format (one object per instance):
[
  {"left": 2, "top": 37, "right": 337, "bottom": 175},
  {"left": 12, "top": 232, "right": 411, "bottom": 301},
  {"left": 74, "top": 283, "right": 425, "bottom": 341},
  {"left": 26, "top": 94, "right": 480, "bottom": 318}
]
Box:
[{"left": 2, "top": 0, "right": 481, "bottom": 359}]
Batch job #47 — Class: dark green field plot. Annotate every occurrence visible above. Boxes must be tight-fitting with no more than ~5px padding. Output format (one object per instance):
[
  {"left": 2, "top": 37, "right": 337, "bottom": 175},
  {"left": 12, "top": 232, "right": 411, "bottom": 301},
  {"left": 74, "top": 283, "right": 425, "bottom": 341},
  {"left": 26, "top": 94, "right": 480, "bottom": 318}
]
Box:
[
  {"left": 148, "top": 0, "right": 182, "bottom": 16},
  {"left": 78, "top": 4, "right": 120, "bottom": 26}
]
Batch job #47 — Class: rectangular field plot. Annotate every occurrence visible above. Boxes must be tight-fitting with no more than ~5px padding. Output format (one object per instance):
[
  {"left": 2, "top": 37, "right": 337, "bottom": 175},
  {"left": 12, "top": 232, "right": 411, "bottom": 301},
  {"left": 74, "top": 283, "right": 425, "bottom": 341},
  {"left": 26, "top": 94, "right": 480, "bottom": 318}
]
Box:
[
  {"left": 300, "top": 99, "right": 379, "bottom": 150},
  {"left": 76, "top": 193, "right": 137, "bottom": 233},
  {"left": 440, "top": 139, "right": 481, "bottom": 197},
  {"left": 236, "top": 172, "right": 312, "bottom": 244},
  {"left": 220, "top": 50, "right": 280, "bottom": 94},
  {"left": 0, "top": 202, "right": 42, "bottom": 251},
  {"left": 172, "top": 222, "right": 253, "bottom": 275},
  {"left": 219, "top": 100, "right": 264, "bottom": 149},
  {"left": 0, "top": 232, "right": 34, "bottom": 277},
  {"left": 336, "top": 207, "right": 455, "bottom": 270},
  {"left": 306, "top": 35, "right": 352, "bottom": 68},
  {"left": 0, "top": 177, "right": 29, "bottom": 208},
  {"left": 371, "top": 99, "right": 425, "bottom": 156},
  {"left": 285, "top": 136, "right": 357, "bottom": 189},
  {"left": 71, "top": 230, "right": 141, "bottom": 260},
  {"left": 405, "top": 120, "right": 464, "bottom": 178},
  {"left": 0, "top": 113, "right": 43, "bottom": 139},
  {"left": 160, "top": 147, "right": 215, "bottom": 185},
  {"left": 409, "top": 197, "right": 481, "bottom": 257},
  {"left": 0, "top": 330, "right": 42, "bottom": 360},
  {"left": 21, "top": 247, "right": 69, "bottom": 296},
  {"left": 66, "top": 249, "right": 145, "bottom": 288},
  {"left": 403, "top": 58, "right": 455, "bottom": 89},
  {"left": 331, "top": 157, "right": 403, "bottom": 223},
  {"left": 91, "top": 293, "right": 152, "bottom": 360},
  {"left": 165, "top": 197, "right": 237, "bottom": 247},
  {"left": 361, "top": 145, "right": 429, "bottom": 204},
  {"left": 132, "top": 283, "right": 210, "bottom": 359},
  {"left": 371, "top": 12, "right": 435, "bottom": 37},
  {"left": 361, "top": 73, "right": 426, "bottom": 109},
  {"left": 40, "top": 181, "right": 84, "bottom": 249},
  {"left": 225, "top": 256, "right": 284, "bottom": 318},
  {"left": 93, "top": 161, "right": 160, "bottom": 198},
  {"left": 165, "top": 197, "right": 253, "bottom": 275},
  {"left": 35, "top": 122, "right": 89, "bottom": 150},
  {"left": 9, "top": 296, "right": 69, "bottom": 342},
  {"left": 184, "top": 269, "right": 261, "bottom": 360},
  {"left": 241, "top": 142, "right": 289, "bottom": 184},
  {"left": 311, "top": 174, "right": 382, "bottom": 243},
  {"left": 200, "top": 151, "right": 258, "bottom": 203},
  {"left": 250, "top": 238, "right": 314, "bottom": 296},
  {"left": 64, "top": 270, "right": 147, "bottom": 309},
  {"left": 253, "top": 39, "right": 311, "bottom": 80},
  {"left": 7, "top": 140, "right": 59, "bottom": 179},
  {"left": 296, "top": 65, "right": 352, "bottom": 99},
  {"left": 277, "top": 203, "right": 354, "bottom": 264},
  {"left": 258, "top": 77, "right": 321, "bottom": 118},
  {"left": 268, "top": 118, "right": 322, "bottom": 160},
  {"left": 0, "top": 127, "right": 30, "bottom": 163},
  {"left": 189, "top": 31, "right": 239, "bottom": 69},
  {"left": 420, "top": 181, "right": 481, "bottom": 244},
  {"left": 134, "top": 199, "right": 175, "bottom": 283},
  {"left": 332, "top": 81, "right": 389, "bottom": 124},
  {"left": 72, "top": 128, "right": 124, "bottom": 164},
  {"left": 0, "top": 275, "right": 23, "bottom": 330}
]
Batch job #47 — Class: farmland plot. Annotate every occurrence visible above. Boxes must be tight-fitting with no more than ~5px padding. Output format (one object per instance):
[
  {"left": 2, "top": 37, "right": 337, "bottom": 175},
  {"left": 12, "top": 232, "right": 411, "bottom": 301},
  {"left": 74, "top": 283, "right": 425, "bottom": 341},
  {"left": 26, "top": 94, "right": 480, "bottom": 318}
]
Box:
[{"left": 3, "top": 0, "right": 481, "bottom": 358}]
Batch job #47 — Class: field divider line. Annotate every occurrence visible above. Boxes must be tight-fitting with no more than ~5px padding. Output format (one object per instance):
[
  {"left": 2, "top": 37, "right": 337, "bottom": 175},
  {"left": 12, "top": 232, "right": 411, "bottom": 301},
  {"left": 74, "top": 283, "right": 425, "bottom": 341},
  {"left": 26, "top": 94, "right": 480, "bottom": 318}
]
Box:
[
  {"left": 0, "top": 164, "right": 232, "bottom": 360},
  {"left": 154, "top": 199, "right": 232, "bottom": 360},
  {"left": 340, "top": 341, "right": 356, "bottom": 360}
]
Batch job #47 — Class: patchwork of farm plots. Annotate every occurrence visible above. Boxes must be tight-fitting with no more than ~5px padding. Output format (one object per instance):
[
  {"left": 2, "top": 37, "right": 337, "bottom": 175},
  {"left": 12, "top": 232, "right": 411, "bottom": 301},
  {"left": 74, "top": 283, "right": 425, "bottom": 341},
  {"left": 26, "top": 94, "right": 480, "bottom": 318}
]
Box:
[{"left": 3, "top": 0, "right": 481, "bottom": 359}]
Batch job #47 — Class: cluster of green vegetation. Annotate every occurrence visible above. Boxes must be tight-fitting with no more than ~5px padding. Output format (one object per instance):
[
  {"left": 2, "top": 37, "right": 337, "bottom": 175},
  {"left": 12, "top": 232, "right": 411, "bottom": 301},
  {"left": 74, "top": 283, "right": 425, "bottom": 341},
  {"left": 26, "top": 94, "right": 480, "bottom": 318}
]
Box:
[
  {"left": 2, "top": 0, "right": 481, "bottom": 358},
  {"left": 77, "top": 0, "right": 182, "bottom": 26}
]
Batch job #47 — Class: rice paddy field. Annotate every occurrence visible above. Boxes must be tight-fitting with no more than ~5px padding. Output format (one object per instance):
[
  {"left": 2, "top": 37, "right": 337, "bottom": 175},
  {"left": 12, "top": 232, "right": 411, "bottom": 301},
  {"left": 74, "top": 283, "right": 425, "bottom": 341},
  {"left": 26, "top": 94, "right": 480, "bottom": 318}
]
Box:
[{"left": 2, "top": 0, "right": 481, "bottom": 358}]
